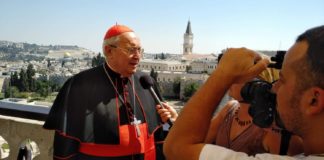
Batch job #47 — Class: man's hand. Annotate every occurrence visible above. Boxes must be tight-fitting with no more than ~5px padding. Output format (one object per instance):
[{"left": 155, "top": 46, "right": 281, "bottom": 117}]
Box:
[
  {"left": 156, "top": 102, "right": 178, "bottom": 123},
  {"left": 217, "top": 48, "right": 270, "bottom": 84}
]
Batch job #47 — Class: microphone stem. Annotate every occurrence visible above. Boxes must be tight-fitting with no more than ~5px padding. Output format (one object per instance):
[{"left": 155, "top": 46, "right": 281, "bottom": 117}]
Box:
[{"left": 149, "top": 88, "right": 173, "bottom": 127}]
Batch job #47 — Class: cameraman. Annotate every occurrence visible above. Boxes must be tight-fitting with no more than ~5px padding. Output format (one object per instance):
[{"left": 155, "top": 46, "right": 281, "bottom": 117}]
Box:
[
  {"left": 204, "top": 63, "right": 303, "bottom": 156},
  {"left": 164, "top": 25, "right": 324, "bottom": 160}
]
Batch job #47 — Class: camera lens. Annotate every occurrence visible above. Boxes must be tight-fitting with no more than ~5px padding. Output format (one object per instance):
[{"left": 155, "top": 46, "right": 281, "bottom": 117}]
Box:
[{"left": 241, "top": 79, "right": 276, "bottom": 128}]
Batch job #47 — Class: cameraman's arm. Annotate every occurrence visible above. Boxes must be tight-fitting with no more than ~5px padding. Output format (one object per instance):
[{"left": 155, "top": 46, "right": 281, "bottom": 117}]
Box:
[{"left": 164, "top": 48, "right": 270, "bottom": 160}]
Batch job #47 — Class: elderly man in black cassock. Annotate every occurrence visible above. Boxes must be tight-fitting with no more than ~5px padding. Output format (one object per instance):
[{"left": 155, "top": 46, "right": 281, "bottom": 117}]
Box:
[{"left": 43, "top": 24, "right": 178, "bottom": 160}]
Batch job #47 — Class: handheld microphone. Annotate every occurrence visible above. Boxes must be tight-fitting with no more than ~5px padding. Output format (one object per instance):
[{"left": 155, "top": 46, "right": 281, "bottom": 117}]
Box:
[{"left": 139, "top": 75, "right": 173, "bottom": 127}]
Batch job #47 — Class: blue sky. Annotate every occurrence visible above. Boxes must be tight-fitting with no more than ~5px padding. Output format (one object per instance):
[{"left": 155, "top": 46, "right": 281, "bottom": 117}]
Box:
[{"left": 1, "top": 0, "right": 323, "bottom": 54}]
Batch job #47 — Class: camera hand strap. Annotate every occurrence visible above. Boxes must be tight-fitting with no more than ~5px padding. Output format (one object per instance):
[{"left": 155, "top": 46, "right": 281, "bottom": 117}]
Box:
[{"left": 279, "top": 129, "right": 292, "bottom": 155}]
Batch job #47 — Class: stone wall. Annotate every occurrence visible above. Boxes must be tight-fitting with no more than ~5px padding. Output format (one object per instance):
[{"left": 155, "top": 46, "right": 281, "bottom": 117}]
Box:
[{"left": 0, "top": 115, "right": 53, "bottom": 160}]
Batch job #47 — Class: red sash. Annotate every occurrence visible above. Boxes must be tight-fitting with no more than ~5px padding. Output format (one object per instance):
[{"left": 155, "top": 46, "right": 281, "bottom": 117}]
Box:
[{"left": 79, "top": 123, "right": 155, "bottom": 159}]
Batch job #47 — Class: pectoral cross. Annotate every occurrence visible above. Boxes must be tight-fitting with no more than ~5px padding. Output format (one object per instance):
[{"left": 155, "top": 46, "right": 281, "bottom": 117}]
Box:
[{"left": 131, "top": 117, "right": 142, "bottom": 137}]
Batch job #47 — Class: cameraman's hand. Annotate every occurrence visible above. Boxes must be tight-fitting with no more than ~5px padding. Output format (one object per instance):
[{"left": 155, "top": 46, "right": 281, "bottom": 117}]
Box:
[{"left": 216, "top": 48, "right": 270, "bottom": 84}]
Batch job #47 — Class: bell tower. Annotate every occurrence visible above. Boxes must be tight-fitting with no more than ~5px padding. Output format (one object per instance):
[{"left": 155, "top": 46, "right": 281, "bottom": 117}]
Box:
[{"left": 183, "top": 20, "right": 193, "bottom": 55}]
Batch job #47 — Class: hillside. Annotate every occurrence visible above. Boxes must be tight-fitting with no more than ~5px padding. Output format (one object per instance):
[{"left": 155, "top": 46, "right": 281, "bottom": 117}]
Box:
[{"left": 0, "top": 40, "right": 96, "bottom": 61}]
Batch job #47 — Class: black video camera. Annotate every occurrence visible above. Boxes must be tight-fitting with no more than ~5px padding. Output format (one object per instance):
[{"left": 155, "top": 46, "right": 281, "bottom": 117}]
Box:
[
  {"left": 240, "top": 51, "right": 286, "bottom": 128},
  {"left": 268, "top": 50, "right": 286, "bottom": 69},
  {"left": 241, "top": 79, "right": 276, "bottom": 128}
]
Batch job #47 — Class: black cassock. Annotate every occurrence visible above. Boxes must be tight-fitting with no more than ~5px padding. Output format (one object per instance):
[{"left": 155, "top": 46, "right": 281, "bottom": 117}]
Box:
[{"left": 43, "top": 63, "right": 167, "bottom": 160}]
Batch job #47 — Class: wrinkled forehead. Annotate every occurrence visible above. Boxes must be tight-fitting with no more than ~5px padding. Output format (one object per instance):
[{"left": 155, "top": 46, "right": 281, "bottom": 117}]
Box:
[{"left": 118, "top": 32, "right": 141, "bottom": 47}]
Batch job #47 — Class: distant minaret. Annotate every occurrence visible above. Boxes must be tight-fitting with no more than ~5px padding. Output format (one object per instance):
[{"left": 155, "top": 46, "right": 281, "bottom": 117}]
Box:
[{"left": 183, "top": 20, "right": 193, "bottom": 55}]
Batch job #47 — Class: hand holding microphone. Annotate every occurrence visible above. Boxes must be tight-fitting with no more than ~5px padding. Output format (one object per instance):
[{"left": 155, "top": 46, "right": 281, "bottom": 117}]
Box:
[
  {"left": 139, "top": 75, "right": 177, "bottom": 127},
  {"left": 156, "top": 102, "right": 177, "bottom": 124}
]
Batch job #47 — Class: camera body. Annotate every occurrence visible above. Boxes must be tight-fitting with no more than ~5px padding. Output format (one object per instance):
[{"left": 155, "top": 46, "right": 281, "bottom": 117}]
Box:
[
  {"left": 268, "top": 50, "right": 286, "bottom": 69},
  {"left": 241, "top": 79, "right": 276, "bottom": 128},
  {"left": 240, "top": 50, "right": 286, "bottom": 129}
]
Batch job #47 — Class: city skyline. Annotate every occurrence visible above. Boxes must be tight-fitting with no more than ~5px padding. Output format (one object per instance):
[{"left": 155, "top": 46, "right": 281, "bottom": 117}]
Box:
[{"left": 1, "top": 0, "right": 323, "bottom": 54}]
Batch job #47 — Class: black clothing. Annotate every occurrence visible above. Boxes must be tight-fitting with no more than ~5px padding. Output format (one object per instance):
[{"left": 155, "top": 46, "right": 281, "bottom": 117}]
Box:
[{"left": 43, "top": 63, "right": 166, "bottom": 160}]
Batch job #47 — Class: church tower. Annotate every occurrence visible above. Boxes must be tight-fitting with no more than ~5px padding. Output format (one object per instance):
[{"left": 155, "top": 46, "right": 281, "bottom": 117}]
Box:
[{"left": 183, "top": 20, "right": 193, "bottom": 55}]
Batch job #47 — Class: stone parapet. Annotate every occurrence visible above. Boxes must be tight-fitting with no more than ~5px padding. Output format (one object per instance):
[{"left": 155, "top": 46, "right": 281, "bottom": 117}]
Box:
[{"left": 0, "top": 115, "right": 53, "bottom": 160}]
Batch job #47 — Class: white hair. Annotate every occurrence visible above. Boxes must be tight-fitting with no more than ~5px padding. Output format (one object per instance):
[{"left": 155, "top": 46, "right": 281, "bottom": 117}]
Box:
[
  {"left": 102, "top": 32, "right": 137, "bottom": 56},
  {"left": 102, "top": 36, "right": 119, "bottom": 56}
]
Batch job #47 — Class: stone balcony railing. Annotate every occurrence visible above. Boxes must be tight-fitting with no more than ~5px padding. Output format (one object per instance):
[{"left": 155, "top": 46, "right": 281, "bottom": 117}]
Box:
[
  {"left": 0, "top": 115, "right": 54, "bottom": 160},
  {"left": 0, "top": 98, "right": 53, "bottom": 160},
  {"left": 0, "top": 96, "right": 228, "bottom": 160}
]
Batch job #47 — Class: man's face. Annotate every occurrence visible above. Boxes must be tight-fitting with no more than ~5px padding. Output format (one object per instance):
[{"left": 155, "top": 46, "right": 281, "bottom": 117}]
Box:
[
  {"left": 273, "top": 41, "right": 308, "bottom": 134},
  {"left": 106, "top": 32, "right": 141, "bottom": 77}
]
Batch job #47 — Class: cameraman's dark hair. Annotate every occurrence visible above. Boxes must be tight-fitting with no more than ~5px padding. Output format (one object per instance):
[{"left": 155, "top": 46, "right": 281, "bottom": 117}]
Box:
[{"left": 295, "top": 25, "right": 324, "bottom": 91}]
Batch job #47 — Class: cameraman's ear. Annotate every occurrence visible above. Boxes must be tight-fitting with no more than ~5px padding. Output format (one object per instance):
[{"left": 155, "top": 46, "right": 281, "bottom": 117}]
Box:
[{"left": 305, "top": 88, "right": 324, "bottom": 115}]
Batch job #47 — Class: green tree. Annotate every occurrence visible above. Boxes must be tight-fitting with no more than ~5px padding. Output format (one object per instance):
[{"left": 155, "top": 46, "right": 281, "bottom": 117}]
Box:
[
  {"left": 4, "top": 86, "right": 19, "bottom": 98},
  {"left": 150, "top": 68, "right": 158, "bottom": 82},
  {"left": 35, "top": 80, "right": 51, "bottom": 97},
  {"left": 18, "top": 69, "right": 29, "bottom": 91},
  {"left": 47, "top": 59, "right": 51, "bottom": 68},
  {"left": 184, "top": 82, "right": 199, "bottom": 97},
  {"left": 10, "top": 72, "right": 19, "bottom": 87},
  {"left": 173, "top": 77, "right": 181, "bottom": 98},
  {"left": 161, "top": 53, "right": 166, "bottom": 60},
  {"left": 50, "top": 81, "right": 61, "bottom": 92},
  {"left": 26, "top": 64, "right": 36, "bottom": 91},
  {"left": 92, "top": 52, "right": 105, "bottom": 67}
]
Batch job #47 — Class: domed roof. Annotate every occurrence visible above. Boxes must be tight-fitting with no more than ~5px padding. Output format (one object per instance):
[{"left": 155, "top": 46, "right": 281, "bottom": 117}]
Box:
[{"left": 64, "top": 52, "right": 71, "bottom": 58}]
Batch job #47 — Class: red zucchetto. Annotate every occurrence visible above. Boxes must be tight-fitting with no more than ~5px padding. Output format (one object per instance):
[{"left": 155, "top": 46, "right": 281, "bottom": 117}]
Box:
[{"left": 104, "top": 24, "right": 134, "bottom": 40}]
